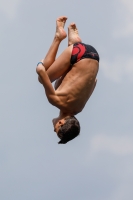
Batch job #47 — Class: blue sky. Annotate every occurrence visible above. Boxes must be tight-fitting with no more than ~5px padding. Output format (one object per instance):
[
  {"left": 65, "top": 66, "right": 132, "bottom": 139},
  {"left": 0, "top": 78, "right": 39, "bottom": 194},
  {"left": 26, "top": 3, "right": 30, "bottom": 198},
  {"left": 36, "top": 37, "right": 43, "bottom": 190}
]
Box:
[{"left": 0, "top": 0, "right": 133, "bottom": 199}]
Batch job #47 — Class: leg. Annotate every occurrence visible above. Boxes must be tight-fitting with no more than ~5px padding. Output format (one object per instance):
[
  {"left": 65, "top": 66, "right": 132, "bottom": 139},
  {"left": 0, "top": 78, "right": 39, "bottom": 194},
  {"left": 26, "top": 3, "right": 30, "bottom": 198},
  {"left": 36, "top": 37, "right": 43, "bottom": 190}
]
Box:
[
  {"left": 45, "top": 23, "right": 82, "bottom": 84},
  {"left": 43, "top": 16, "right": 67, "bottom": 70},
  {"left": 38, "top": 44, "right": 73, "bottom": 83},
  {"left": 38, "top": 21, "right": 82, "bottom": 84},
  {"left": 38, "top": 16, "right": 67, "bottom": 84},
  {"left": 46, "top": 45, "right": 73, "bottom": 82},
  {"left": 68, "top": 23, "right": 82, "bottom": 46}
]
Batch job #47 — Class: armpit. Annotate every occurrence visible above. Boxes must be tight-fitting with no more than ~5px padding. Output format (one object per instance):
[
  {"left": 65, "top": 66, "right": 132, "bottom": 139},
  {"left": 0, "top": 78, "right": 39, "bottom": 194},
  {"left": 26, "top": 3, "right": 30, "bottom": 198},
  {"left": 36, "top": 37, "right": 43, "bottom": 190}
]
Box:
[{"left": 54, "top": 77, "right": 63, "bottom": 90}]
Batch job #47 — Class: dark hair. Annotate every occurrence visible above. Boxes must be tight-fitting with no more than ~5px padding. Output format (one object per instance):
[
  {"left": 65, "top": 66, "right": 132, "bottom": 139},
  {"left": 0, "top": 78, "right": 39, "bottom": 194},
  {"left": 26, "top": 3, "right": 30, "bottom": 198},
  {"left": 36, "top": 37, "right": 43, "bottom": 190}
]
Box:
[{"left": 58, "top": 116, "right": 80, "bottom": 144}]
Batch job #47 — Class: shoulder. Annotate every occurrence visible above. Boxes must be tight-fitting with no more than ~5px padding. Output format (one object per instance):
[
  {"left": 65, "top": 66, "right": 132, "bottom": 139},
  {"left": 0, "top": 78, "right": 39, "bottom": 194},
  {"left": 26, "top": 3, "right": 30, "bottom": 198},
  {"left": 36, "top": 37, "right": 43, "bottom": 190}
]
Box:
[{"left": 49, "top": 92, "right": 68, "bottom": 110}]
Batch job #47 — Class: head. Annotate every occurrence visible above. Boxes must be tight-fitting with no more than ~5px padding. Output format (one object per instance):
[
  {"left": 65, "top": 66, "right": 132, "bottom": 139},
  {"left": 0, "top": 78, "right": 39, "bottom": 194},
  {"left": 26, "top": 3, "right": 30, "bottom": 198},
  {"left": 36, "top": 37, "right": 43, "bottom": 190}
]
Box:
[{"left": 53, "top": 116, "right": 80, "bottom": 144}]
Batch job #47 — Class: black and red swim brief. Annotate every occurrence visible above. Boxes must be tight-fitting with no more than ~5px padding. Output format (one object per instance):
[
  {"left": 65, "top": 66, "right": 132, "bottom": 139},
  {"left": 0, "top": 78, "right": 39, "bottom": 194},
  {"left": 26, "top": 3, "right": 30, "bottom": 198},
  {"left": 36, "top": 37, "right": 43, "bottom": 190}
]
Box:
[{"left": 70, "top": 42, "right": 99, "bottom": 65}]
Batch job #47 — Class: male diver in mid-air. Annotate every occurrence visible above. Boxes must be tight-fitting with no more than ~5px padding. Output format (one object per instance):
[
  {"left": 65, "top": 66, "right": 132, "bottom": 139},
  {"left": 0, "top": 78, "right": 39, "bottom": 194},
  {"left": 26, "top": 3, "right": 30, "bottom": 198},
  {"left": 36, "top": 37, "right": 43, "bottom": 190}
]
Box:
[{"left": 36, "top": 16, "right": 99, "bottom": 144}]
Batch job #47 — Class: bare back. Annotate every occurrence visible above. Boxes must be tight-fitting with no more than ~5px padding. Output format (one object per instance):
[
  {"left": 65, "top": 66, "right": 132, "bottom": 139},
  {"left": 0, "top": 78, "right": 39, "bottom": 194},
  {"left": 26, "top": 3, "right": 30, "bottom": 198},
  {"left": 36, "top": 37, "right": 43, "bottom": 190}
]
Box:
[{"left": 55, "top": 58, "right": 99, "bottom": 114}]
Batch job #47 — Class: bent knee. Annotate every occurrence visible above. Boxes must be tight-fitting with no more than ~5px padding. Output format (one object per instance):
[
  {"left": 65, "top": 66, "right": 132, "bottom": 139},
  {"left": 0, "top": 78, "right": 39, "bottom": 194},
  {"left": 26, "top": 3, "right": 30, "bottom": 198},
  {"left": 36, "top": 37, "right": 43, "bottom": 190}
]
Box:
[{"left": 36, "top": 65, "right": 45, "bottom": 75}]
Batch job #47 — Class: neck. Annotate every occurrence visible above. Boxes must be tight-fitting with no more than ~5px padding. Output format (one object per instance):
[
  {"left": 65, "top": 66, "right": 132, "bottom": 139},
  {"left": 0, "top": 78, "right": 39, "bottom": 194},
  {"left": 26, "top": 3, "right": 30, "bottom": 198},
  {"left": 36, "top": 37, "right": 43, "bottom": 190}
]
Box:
[{"left": 59, "top": 110, "right": 72, "bottom": 119}]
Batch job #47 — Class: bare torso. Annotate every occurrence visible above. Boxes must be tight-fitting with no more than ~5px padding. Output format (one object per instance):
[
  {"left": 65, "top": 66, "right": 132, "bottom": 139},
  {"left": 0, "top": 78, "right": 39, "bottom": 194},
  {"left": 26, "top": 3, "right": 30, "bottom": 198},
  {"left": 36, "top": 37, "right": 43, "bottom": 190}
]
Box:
[{"left": 55, "top": 58, "right": 99, "bottom": 114}]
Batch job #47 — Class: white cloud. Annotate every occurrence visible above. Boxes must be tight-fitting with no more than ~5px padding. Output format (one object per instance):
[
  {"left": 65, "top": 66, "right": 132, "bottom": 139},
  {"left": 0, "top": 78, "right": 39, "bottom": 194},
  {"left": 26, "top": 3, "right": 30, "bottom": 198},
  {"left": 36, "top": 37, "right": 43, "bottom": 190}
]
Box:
[
  {"left": 101, "top": 57, "right": 133, "bottom": 82},
  {"left": 89, "top": 134, "right": 133, "bottom": 156},
  {"left": 113, "top": 0, "right": 133, "bottom": 38},
  {"left": 0, "top": 0, "right": 21, "bottom": 20},
  {"left": 121, "top": 0, "right": 133, "bottom": 14}
]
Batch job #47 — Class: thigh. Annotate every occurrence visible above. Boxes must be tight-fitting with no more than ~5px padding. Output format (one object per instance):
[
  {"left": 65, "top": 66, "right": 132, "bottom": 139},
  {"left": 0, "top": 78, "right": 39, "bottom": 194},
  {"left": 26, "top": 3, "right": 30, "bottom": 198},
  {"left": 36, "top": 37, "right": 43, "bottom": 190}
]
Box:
[{"left": 46, "top": 45, "right": 73, "bottom": 82}]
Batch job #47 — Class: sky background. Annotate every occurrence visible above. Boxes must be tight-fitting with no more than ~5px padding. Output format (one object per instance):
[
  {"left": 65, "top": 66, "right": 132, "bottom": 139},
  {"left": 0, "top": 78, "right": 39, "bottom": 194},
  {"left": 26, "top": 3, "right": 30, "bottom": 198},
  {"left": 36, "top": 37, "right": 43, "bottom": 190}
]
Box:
[{"left": 0, "top": 0, "right": 133, "bottom": 199}]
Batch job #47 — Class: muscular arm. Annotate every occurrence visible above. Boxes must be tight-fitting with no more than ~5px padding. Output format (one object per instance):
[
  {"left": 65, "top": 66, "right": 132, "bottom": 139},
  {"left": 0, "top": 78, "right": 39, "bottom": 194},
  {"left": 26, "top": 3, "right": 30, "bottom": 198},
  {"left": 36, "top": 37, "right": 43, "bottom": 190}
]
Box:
[{"left": 36, "top": 64, "right": 62, "bottom": 107}]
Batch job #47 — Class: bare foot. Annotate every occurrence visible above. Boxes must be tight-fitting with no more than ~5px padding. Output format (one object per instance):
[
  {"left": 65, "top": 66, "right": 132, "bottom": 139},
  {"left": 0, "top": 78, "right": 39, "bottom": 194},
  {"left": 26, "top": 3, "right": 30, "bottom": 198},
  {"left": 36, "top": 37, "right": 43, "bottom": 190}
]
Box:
[
  {"left": 68, "top": 23, "right": 82, "bottom": 46},
  {"left": 55, "top": 16, "right": 67, "bottom": 41}
]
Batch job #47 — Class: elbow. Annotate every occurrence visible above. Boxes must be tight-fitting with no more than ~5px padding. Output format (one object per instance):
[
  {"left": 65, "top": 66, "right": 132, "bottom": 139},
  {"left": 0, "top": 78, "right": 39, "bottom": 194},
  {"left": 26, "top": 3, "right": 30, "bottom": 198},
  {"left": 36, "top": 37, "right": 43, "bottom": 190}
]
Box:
[
  {"left": 47, "top": 95, "right": 60, "bottom": 107},
  {"left": 47, "top": 95, "right": 55, "bottom": 104}
]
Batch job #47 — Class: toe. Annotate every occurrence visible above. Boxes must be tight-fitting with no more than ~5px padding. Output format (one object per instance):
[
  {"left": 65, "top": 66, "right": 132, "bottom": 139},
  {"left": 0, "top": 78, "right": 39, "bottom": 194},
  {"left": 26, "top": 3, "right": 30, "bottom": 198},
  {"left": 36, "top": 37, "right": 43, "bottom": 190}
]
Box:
[{"left": 57, "top": 16, "right": 67, "bottom": 21}]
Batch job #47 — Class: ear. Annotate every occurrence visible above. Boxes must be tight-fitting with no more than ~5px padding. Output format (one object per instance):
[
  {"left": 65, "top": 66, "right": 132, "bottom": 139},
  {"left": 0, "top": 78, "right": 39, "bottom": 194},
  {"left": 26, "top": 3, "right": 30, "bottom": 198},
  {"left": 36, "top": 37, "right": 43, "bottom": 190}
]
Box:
[{"left": 59, "top": 119, "right": 65, "bottom": 125}]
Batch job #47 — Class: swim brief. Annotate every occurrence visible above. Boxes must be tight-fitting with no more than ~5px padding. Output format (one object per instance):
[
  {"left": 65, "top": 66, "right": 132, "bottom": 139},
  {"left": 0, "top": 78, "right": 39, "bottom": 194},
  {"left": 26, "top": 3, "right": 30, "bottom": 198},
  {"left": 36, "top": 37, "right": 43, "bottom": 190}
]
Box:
[{"left": 70, "top": 42, "right": 99, "bottom": 65}]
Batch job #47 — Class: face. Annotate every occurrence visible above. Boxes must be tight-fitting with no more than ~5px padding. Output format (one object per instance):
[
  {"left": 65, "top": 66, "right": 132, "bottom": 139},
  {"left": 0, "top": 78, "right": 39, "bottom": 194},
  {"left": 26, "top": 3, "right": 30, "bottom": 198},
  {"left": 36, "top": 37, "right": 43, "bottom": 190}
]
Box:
[{"left": 52, "top": 118, "right": 66, "bottom": 134}]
